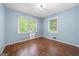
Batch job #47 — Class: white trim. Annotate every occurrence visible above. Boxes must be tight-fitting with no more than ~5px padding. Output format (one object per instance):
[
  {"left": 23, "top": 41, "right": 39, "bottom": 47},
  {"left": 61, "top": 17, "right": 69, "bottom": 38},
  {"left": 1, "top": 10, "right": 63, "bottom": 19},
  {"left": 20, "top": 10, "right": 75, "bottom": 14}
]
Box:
[
  {"left": 0, "top": 45, "right": 6, "bottom": 53},
  {"left": 43, "top": 36, "right": 79, "bottom": 48},
  {"left": 18, "top": 16, "right": 20, "bottom": 33},
  {"left": 48, "top": 17, "right": 58, "bottom": 33},
  {"left": 5, "top": 37, "right": 41, "bottom": 46},
  {"left": 18, "top": 16, "right": 29, "bottom": 34},
  {"left": 4, "top": 37, "right": 79, "bottom": 51},
  {"left": 29, "top": 18, "right": 38, "bottom": 33},
  {"left": 5, "top": 36, "right": 79, "bottom": 48},
  {"left": 18, "top": 16, "right": 38, "bottom": 34}
]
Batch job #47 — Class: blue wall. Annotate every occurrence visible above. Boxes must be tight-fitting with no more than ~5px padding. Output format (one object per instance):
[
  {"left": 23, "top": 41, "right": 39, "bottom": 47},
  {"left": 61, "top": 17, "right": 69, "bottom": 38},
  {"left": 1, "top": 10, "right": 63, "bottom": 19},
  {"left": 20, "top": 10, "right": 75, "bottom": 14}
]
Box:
[
  {"left": 0, "top": 4, "right": 79, "bottom": 48},
  {"left": 5, "top": 5, "right": 79, "bottom": 46},
  {"left": 0, "top": 4, "right": 5, "bottom": 53},
  {"left": 5, "top": 8, "right": 42, "bottom": 45},
  {"left": 77, "top": 6, "right": 79, "bottom": 40},
  {"left": 42, "top": 6, "right": 79, "bottom": 45}
]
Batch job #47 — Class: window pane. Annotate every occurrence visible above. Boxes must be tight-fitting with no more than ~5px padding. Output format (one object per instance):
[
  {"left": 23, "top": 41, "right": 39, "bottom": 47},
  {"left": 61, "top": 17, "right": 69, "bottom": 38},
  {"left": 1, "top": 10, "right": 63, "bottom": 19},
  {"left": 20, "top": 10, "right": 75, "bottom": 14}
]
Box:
[
  {"left": 19, "top": 16, "right": 28, "bottom": 32},
  {"left": 49, "top": 18, "right": 57, "bottom": 32},
  {"left": 30, "top": 19, "right": 36, "bottom": 32}
]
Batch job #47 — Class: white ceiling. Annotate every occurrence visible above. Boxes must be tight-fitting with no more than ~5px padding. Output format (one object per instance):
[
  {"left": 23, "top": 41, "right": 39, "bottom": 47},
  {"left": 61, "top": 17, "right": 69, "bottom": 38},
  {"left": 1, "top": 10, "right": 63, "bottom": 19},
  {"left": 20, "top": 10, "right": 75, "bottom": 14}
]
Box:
[{"left": 3, "top": 3, "right": 79, "bottom": 18}]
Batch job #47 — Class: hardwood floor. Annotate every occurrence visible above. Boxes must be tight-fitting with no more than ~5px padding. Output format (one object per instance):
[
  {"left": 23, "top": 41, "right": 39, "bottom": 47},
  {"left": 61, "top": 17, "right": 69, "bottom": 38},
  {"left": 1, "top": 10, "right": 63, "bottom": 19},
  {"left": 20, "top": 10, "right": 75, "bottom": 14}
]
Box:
[{"left": 3, "top": 37, "right": 79, "bottom": 56}]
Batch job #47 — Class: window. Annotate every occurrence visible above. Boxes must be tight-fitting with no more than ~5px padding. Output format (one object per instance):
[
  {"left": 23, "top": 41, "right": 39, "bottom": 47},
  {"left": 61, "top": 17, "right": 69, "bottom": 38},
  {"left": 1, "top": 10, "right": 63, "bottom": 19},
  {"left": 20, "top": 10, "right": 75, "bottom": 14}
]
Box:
[
  {"left": 19, "top": 16, "right": 28, "bottom": 33},
  {"left": 29, "top": 19, "right": 37, "bottom": 32},
  {"left": 48, "top": 17, "right": 57, "bottom": 33},
  {"left": 18, "top": 16, "right": 37, "bottom": 33}
]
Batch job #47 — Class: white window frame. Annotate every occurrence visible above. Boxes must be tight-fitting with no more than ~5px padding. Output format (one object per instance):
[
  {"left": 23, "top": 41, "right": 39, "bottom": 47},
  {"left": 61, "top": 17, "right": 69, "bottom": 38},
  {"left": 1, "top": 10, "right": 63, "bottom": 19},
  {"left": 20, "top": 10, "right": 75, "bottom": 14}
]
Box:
[
  {"left": 29, "top": 18, "right": 38, "bottom": 33},
  {"left": 18, "top": 16, "right": 37, "bottom": 34},
  {"left": 48, "top": 17, "right": 58, "bottom": 33},
  {"left": 18, "top": 16, "right": 29, "bottom": 34}
]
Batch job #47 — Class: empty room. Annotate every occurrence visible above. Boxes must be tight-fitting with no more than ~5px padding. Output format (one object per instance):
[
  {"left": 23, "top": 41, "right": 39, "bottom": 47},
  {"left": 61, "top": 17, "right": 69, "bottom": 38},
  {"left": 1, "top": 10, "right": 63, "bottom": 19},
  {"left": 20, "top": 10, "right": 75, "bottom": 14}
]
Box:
[{"left": 0, "top": 3, "right": 79, "bottom": 56}]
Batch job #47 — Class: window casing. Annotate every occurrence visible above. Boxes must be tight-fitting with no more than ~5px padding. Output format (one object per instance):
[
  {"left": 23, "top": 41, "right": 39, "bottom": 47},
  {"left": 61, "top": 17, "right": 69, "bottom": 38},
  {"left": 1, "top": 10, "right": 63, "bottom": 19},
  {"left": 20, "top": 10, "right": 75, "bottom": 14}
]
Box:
[
  {"left": 48, "top": 17, "right": 58, "bottom": 33},
  {"left": 18, "top": 16, "right": 37, "bottom": 34}
]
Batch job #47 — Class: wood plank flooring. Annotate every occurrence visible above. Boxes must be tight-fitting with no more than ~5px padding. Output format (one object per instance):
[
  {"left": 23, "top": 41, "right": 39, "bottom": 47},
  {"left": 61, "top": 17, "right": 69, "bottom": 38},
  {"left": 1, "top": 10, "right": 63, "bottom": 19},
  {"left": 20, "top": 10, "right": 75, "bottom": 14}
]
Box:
[{"left": 3, "top": 37, "right": 79, "bottom": 56}]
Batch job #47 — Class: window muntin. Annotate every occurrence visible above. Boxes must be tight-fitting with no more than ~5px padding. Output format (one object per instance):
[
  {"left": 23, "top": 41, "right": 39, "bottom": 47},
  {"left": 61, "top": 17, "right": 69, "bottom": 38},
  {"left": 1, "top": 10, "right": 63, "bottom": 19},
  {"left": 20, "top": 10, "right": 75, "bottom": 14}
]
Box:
[
  {"left": 18, "top": 16, "right": 37, "bottom": 33},
  {"left": 29, "top": 19, "right": 37, "bottom": 32},
  {"left": 48, "top": 17, "right": 57, "bottom": 33}
]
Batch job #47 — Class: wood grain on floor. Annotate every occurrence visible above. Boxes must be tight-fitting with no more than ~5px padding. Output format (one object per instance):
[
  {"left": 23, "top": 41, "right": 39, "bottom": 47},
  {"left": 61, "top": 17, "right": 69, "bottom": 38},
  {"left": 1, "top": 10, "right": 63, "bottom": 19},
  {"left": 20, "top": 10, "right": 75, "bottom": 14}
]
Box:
[{"left": 3, "top": 37, "right": 79, "bottom": 56}]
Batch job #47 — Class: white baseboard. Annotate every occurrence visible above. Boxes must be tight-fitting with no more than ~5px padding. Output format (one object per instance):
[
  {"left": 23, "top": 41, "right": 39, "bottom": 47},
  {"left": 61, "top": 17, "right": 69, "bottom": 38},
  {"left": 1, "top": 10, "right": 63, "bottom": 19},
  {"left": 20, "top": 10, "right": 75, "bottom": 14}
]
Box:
[
  {"left": 5, "top": 36, "right": 79, "bottom": 48},
  {"left": 5, "top": 36, "right": 41, "bottom": 46},
  {"left": 42, "top": 36, "right": 79, "bottom": 48},
  {"left": 0, "top": 45, "right": 6, "bottom": 53}
]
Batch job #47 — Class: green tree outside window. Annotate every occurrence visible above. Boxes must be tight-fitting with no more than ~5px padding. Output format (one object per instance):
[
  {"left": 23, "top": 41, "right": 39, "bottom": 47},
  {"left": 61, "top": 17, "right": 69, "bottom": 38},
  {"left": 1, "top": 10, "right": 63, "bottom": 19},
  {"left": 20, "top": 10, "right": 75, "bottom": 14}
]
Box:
[
  {"left": 19, "top": 16, "right": 37, "bottom": 33},
  {"left": 49, "top": 18, "right": 57, "bottom": 32}
]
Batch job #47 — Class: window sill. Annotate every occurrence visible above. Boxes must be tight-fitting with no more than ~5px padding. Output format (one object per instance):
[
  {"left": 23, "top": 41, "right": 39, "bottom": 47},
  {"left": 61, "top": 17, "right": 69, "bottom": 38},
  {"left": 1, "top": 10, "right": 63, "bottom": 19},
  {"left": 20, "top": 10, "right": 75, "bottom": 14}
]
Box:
[
  {"left": 18, "top": 32, "right": 37, "bottom": 34},
  {"left": 48, "top": 31, "right": 58, "bottom": 33}
]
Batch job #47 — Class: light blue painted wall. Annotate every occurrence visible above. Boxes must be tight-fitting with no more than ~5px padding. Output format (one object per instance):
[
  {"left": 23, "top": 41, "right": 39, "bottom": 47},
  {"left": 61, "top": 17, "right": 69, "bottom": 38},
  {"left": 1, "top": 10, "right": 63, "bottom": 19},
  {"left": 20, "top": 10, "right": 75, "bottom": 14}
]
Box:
[
  {"left": 0, "top": 4, "right": 78, "bottom": 52},
  {"left": 3, "top": 4, "right": 79, "bottom": 46},
  {"left": 5, "top": 8, "right": 42, "bottom": 45},
  {"left": 42, "top": 6, "right": 79, "bottom": 45},
  {"left": 76, "top": 6, "right": 79, "bottom": 40},
  {"left": 0, "top": 4, "right": 5, "bottom": 53}
]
